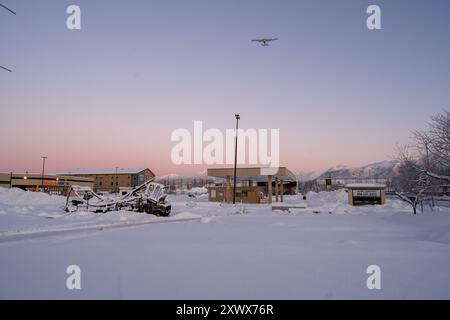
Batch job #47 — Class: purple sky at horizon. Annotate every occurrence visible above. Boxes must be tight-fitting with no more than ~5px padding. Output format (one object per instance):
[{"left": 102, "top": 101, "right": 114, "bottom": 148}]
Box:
[{"left": 1, "top": 0, "right": 449, "bottom": 176}]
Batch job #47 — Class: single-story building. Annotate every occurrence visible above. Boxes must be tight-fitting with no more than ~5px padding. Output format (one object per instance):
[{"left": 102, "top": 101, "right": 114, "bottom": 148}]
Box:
[
  {"left": 346, "top": 183, "right": 386, "bottom": 205},
  {"left": 207, "top": 167, "right": 297, "bottom": 204},
  {"left": 57, "top": 167, "right": 155, "bottom": 192},
  {"left": 0, "top": 172, "right": 94, "bottom": 195}
]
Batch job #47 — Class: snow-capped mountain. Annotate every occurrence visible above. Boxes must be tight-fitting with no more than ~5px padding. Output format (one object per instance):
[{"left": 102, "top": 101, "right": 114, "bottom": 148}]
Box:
[
  {"left": 316, "top": 160, "right": 400, "bottom": 180},
  {"left": 296, "top": 170, "right": 323, "bottom": 182},
  {"left": 158, "top": 161, "right": 400, "bottom": 183},
  {"left": 156, "top": 170, "right": 208, "bottom": 181},
  {"left": 157, "top": 173, "right": 181, "bottom": 180}
]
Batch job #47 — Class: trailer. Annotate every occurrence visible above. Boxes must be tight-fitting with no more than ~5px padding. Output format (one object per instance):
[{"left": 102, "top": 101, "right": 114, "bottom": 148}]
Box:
[{"left": 65, "top": 179, "right": 171, "bottom": 216}]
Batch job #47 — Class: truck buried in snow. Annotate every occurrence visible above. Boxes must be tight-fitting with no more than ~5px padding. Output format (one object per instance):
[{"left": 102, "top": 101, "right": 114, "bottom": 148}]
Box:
[{"left": 64, "top": 179, "right": 171, "bottom": 216}]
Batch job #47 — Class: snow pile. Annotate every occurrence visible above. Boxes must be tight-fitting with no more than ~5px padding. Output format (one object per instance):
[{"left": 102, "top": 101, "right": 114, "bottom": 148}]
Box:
[
  {"left": 302, "top": 189, "right": 412, "bottom": 214},
  {"left": 305, "top": 189, "right": 348, "bottom": 207},
  {"left": 0, "top": 188, "right": 65, "bottom": 216},
  {"left": 304, "top": 189, "right": 350, "bottom": 213},
  {"left": 0, "top": 188, "right": 64, "bottom": 207},
  {"left": 0, "top": 187, "right": 210, "bottom": 237},
  {"left": 187, "top": 187, "right": 208, "bottom": 196}
]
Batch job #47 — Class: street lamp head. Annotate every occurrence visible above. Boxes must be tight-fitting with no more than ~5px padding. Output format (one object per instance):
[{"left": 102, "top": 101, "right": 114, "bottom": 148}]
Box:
[{"left": 235, "top": 114, "right": 240, "bottom": 120}]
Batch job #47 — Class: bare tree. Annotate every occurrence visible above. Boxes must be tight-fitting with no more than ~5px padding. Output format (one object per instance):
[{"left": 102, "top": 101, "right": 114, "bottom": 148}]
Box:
[
  {"left": 392, "top": 145, "right": 432, "bottom": 214},
  {"left": 393, "top": 110, "right": 450, "bottom": 213},
  {"left": 413, "top": 110, "right": 450, "bottom": 180}
]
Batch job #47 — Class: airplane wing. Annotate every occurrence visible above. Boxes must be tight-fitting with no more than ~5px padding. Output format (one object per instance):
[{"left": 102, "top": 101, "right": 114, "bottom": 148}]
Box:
[{"left": 0, "top": 65, "right": 12, "bottom": 72}]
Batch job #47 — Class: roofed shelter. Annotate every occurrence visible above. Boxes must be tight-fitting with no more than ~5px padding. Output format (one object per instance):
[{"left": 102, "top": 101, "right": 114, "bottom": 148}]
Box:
[
  {"left": 346, "top": 183, "right": 387, "bottom": 205},
  {"left": 207, "top": 167, "right": 297, "bottom": 204}
]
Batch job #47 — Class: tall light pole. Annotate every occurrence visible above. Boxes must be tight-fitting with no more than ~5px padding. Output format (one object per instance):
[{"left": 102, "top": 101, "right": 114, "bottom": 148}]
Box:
[
  {"left": 233, "top": 114, "right": 240, "bottom": 204},
  {"left": 115, "top": 166, "right": 119, "bottom": 193},
  {"left": 41, "top": 156, "right": 47, "bottom": 192}
]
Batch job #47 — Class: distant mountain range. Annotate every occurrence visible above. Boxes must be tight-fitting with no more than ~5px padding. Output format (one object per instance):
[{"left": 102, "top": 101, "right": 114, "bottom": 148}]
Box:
[
  {"left": 309, "top": 160, "right": 400, "bottom": 181},
  {"left": 156, "top": 170, "right": 208, "bottom": 181},
  {"left": 156, "top": 160, "right": 401, "bottom": 183}
]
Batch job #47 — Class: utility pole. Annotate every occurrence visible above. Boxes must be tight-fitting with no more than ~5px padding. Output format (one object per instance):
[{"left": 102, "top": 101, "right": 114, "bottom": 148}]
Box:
[
  {"left": 41, "top": 156, "right": 47, "bottom": 192},
  {"left": 233, "top": 114, "right": 240, "bottom": 204}
]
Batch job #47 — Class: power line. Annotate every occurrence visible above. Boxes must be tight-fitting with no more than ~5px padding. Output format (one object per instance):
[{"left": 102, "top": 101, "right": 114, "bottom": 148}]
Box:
[
  {"left": 0, "top": 3, "right": 16, "bottom": 15},
  {"left": 0, "top": 65, "right": 12, "bottom": 72}
]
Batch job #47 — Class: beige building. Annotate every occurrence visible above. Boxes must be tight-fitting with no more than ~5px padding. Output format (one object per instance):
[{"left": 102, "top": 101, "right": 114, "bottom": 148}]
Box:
[
  {"left": 0, "top": 172, "right": 94, "bottom": 195},
  {"left": 207, "top": 167, "right": 297, "bottom": 204},
  {"left": 58, "top": 168, "right": 155, "bottom": 192}
]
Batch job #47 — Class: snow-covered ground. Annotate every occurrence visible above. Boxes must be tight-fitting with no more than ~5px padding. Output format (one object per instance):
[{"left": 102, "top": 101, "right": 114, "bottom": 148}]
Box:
[{"left": 0, "top": 187, "right": 449, "bottom": 299}]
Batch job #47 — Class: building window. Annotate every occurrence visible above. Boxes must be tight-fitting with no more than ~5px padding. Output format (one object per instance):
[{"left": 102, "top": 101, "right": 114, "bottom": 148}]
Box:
[{"left": 236, "top": 191, "right": 248, "bottom": 197}]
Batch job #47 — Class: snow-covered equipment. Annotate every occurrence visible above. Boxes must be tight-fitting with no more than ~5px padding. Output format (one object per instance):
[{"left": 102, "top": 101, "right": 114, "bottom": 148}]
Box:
[{"left": 65, "top": 179, "right": 171, "bottom": 216}]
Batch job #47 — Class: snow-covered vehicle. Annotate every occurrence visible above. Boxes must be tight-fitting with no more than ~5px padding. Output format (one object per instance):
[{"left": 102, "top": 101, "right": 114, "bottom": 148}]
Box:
[{"left": 65, "top": 179, "right": 171, "bottom": 216}]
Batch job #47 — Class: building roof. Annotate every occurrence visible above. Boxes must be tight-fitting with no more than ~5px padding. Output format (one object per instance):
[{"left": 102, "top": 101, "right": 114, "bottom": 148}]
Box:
[
  {"left": 207, "top": 167, "right": 296, "bottom": 181},
  {"left": 58, "top": 168, "right": 149, "bottom": 175},
  {"left": 345, "top": 183, "right": 386, "bottom": 189}
]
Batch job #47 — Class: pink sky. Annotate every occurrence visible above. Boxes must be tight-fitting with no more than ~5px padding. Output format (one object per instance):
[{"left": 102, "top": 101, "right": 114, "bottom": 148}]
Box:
[{"left": 1, "top": 1, "right": 449, "bottom": 175}]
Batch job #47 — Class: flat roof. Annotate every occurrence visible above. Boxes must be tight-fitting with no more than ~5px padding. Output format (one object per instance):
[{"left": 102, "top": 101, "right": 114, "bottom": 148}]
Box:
[
  {"left": 346, "top": 183, "right": 386, "bottom": 189},
  {"left": 58, "top": 168, "right": 149, "bottom": 175},
  {"left": 207, "top": 167, "right": 296, "bottom": 181},
  {"left": 0, "top": 173, "right": 94, "bottom": 184}
]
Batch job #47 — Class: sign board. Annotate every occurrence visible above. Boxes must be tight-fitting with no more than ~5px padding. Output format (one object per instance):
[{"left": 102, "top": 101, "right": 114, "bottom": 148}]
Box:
[
  {"left": 260, "top": 167, "right": 280, "bottom": 176},
  {"left": 353, "top": 189, "right": 380, "bottom": 198},
  {"left": 44, "top": 181, "right": 66, "bottom": 186}
]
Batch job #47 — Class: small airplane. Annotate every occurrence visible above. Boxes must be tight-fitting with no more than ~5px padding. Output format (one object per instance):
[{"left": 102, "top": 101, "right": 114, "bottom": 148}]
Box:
[{"left": 252, "top": 38, "right": 278, "bottom": 46}]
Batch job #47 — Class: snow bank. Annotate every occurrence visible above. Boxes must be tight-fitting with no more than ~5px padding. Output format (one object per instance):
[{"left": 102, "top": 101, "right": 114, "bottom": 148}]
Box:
[
  {"left": 303, "top": 189, "right": 412, "bottom": 214},
  {"left": 187, "top": 187, "right": 208, "bottom": 196},
  {"left": 0, "top": 188, "right": 65, "bottom": 218},
  {"left": 305, "top": 189, "right": 348, "bottom": 208},
  {"left": 0, "top": 188, "right": 64, "bottom": 207}
]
